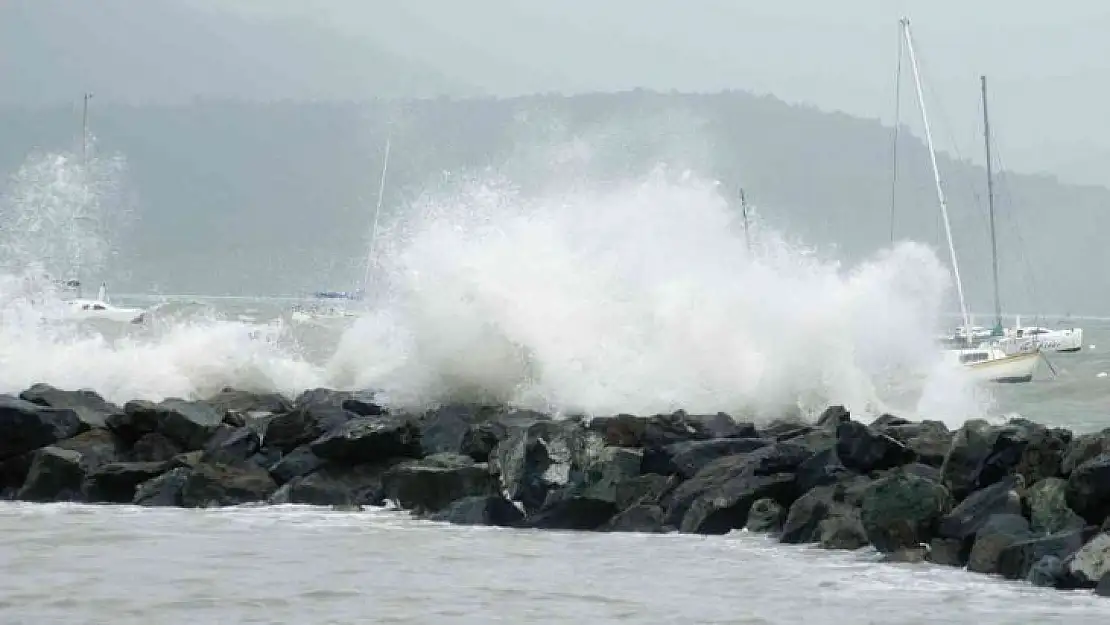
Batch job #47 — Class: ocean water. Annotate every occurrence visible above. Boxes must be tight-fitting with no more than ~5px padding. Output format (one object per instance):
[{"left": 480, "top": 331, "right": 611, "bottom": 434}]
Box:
[{"left": 3, "top": 144, "right": 1109, "bottom": 623}]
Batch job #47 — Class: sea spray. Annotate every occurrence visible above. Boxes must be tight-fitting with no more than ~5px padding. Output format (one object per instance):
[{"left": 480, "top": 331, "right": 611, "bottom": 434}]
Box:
[{"left": 328, "top": 167, "right": 985, "bottom": 422}]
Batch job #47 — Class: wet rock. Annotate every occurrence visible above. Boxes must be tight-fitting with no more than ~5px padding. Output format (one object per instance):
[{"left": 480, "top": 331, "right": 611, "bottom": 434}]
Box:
[
  {"left": 860, "top": 469, "right": 952, "bottom": 553},
  {"left": 0, "top": 453, "right": 34, "bottom": 497},
  {"left": 16, "top": 446, "right": 86, "bottom": 502},
  {"left": 817, "top": 509, "right": 868, "bottom": 550},
  {"left": 108, "top": 399, "right": 223, "bottom": 451},
  {"left": 427, "top": 495, "right": 524, "bottom": 527},
  {"left": 881, "top": 546, "right": 929, "bottom": 563},
  {"left": 267, "top": 445, "right": 326, "bottom": 484},
  {"left": 1065, "top": 453, "right": 1110, "bottom": 524},
  {"left": 939, "top": 420, "right": 995, "bottom": 500},
  {"left": 491, "top": 419, "right": 602, "bottom": 515},
  {"left": 892, "top": 462, "right": 942, "bottom": 484},
  {"left": 1067, "top": 532, "right": 1110, "bottom": 587},
  {"left": 870, "top": 414, "right": 911, "bottom": 429},
  {"left": 133, "top": 467, "right": 192, "bottom": 507},
  {"left": 0, "top": 396, "right": 82, "bottom": 460},
  {"left": 663, "top": 443, "right": 810, "bottom": 532},
  {"left": 294, "top": 388, "right": 380, "bottom": 413},
  {"left": 83, "top": 461, "right": 169, "bottom": 503},
  {"left": 938, "top": 476, "right": 1023, "bottom": 545},
  {"left": 794, "top": 448, "right": 853, "bottom": 495},
  {"left": 1027, "top": 555, "right": 1066, "bottom": 588},
  {"left": 1013, "top": 424, "right": 1071, "bottom": 486},
  {"left": 524, "top": 495, "right": 618, "bottom": 530},
  {"left": 204, "top": 388, "right": 292, "bottom": 417},
  {"left": 835, "top": 421, "right": 915, "bottom": 473},
  {"left": 1026, "top": 477, "right": 1086, "bottom": 535},
  {"left": 201, "top": 426, "right": 261, "bottom": 463},
  {"left": 882, "top": 421, "right": 953, "bottom": 468},
  {"left": 309, "top": 416, "right": 422, "bottom": 466},
  {"left": 760, "top": 418, "right": 813, "bottom": 441},
  {"left": 928, "top": 538, "right": 965, "bottom": 567},
  {"left": 19, "top": 383, "right": 120, "bottom": 430},
  {"left": 967, "top": 514, "right": 1032, "bottom": 574},
  {"left": 997, "top": 528, "right": 1087, "bottom": 580},
  {"left": 268, "top": 463, "right": 395, "bottom": 507},
  {"left": 694, "top": 412, "right": 758, "bottom": 439},
  {"left": 1096, "top": 573, "right": 1110, "bottom": 597},
  {"left": 781, "top": 484, "right": 841, "bottom": 544},
  {"left": 54, "top": 428, "right": 126, "bottom": 470},
  {"left": 179, "top": 461, "right": 277, "bottom": 507},
  {"left": 130, "top": 432, "right": 181, "bottom": 463},
  {"left": 1061, "top": 428, "right": 1110, "bottom": 475},
  {"left": 415, "top": 404, "right": 504, "bottom": 457},
  {"left": 587, "top": 412, "right": 716, "bottom": 449},
  {"left": 602, "top": 504, "right": 667, "bottom": 533},
  {"left": 746, "top": 498, "right": 786, "bottom": 533},
  {"left": 612, "top": 475, "right": 672, "bottom": 511},
  {"left": 574, "top": 446, "right": 642, "bottom": 504},
  {"left": 459, "top": 420, "right": 509, "bottom": 463},
  {"left": 263, "top": 405, "right": 357, "bottom": 454},
  {"left": 643, "top": 438, "right": 770, "bottom": 478},
  {"left": 815, "top": 405, "right": 851, "bottom": 428},
  {"left": 381, "top": 457, "right": 498, "bottom": 513}
]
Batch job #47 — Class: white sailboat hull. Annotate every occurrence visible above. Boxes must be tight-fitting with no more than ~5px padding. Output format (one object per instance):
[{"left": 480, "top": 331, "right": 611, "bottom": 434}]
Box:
[
  {"left": 1002, "top": 327, "right": 1083, "bottom": 353},
  {"left": 953, "top": 349, "right": 1040, "bottom": 383},
  {"left": 64, "top": 299, "right": 146, "bottom": 324}
]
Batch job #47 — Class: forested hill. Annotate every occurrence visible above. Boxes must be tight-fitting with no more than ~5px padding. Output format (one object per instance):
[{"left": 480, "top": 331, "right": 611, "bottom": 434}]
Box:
[{"left": 1, "top": 90, "right": 1106, "bottom": 315}]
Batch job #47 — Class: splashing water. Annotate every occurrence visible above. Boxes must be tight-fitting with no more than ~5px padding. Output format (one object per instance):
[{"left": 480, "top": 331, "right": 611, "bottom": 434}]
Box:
[{"left": 329, "top": 167, "right": 988, "bottom": 422}]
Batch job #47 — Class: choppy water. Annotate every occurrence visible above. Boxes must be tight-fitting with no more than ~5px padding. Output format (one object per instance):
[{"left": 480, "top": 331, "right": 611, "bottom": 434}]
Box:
[{"left": 0, "top": 503, "right": 1106, "bottom": 625}]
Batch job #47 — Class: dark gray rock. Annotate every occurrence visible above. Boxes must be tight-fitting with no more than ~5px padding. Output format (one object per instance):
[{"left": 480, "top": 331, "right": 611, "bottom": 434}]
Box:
[
  {"left": 201, "top": 426, "right": 261, "bottom": 463},
  {"left": 794, "top": 448, "right": 854, "bottom": 495},
  {"left": 1096, "top": 573, "right": 1110, "bottom": 597},
  {"left": 939, "top": 420, "right": 994, "bottom": 500},
  {"left": 0, "top": 452, "right": 34, "bottom": 497},
  {"left": 644, "top": 438, "right": 771, "bottom": 478},
  {"left": 491, "top": 419, "right": 602, "bottom": 515},
  {"left": 381, "top": 457, "right": 498, "bottom": 513},
  {"left": 881, "top": 546, "right": 929, "bottom": 563},
  {"left": 1027, "top": 555, "right": 1066, "bottom": 588},
  {"left": 267, "top": 445, "right": 326, "bottom": 484},
  {"left": 967, "top": 514, "right": 1032, "bottom": 574},
  {"left": 204, "top": 388, "right": 292, "bottom": 416},
  {"left": 680, "top": 472, "right": 797, "bottom": 535},
  {"left": 0, "top": 396, "right": 82, "bottom": 461},
  {"left": 780, "top": 476, "right": 870, "bottom": 544},
  {"left": 1026, "top": 477, "right": 1086, "bottom": 535},
  {"left": 1061, "top": 428, "right": 1110, "bottom": 475},
  {"left": 1066, "top": 453, "right": 1110, "bottom": 524},
  {"left": 614, "top": 474, "right": 675, "bottom": 511},
  {"left": 459, "top": 420, "right": 509, "bottom": 463},
  {"left": 108, "top": 399, "right": 223, "bottom": 451},
  {"left": 835, "top": 421, "right": 915, "bottom": 473},
  {"left": 263, "top": 405, "right": 357, "bottom": 454},
  {"left": 860, "top": 469, "right": 952, "bottom": 553},
  {"left": 179, "top": 461, "right": 277, "bottom": 507},
  {"left": 83, "top": 461, "right": 169, "bottom": 503},
  {"left": 19, "top": 383, "right": 120, "bottom": 430},
  {"left": 938, "top": 476, "right": 1023, "bottom": 544},
  {"left": 1012, "top": 423, "right": 1071, "bottom": 486},
  {"left": 54, "top": 428, "right": 126, "bottom": 470},
  {"left": 427, "top": 495, "right": 524, "bottom": 527},
  {"left": 997, "top": 528, "right": 1087, "bottom": 580},
  {"left": 16, "top": 446, "right": 85, "bottom": 501},
  {"left": 130, "top": 432, "right": 181, "bottom": 463},
  {"left": 575, "top": 446, "right": 643, "bottom": 503},
  {"left": 268, "top": 463, "right": 395, "bottom": 507},
  {"left": 524, "top": 496, "right": 618, "bottom": 530},
  {"left": 693, "top": 412, "right": 758, "bottom": 439},
  {"left": 746, "top": 498, "right": 786, "bottom": 533},
  {"left": 415, "top": 404, "right": 504, "bottom": 457},
  {"left": 817, "top": 509, "right": 868, "bottom": 550},
  {"left": 1067, "top": 532, "right": 1110, "bottom": 587},
  {"left": 587, "top": 412, "right": 717, "bottom": 449},
  {"left": 602, "top": 504, "right": 667, "bottom": 533},
  {"left": 133, "top": 467, "right": 192, "bottom": 506},
  {"left": 928, "top": 538, "right": 965, "bottom": 567},
  {"left": 309, "top": 416, "right": 422, "bottom": 466},
  {"left": 294, "top": 388, "right": 379, "bottom": 413},
  {"left": 882, "top": 421, "right": 953, "bottom": 467},
  {"left": 815, "top": 405, "right": 851, "bottom": 428},
  {"left": 870, "top": 414, "right": 912, "bottom": 429}
]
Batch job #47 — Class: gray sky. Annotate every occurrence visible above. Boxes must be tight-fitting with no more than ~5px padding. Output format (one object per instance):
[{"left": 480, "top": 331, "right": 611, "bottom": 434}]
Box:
[
  {"left": 212, "top": 0, "right": 1110, "bottom": 187},
  {"left": 9, "top": 0, "right": 1110, "bottom": 185}
]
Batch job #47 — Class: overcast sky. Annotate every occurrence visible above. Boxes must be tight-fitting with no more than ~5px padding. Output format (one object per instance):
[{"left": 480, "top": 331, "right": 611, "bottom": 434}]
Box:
[{"left": 9, "top": 0, "right": 1110, "bottom": 185}]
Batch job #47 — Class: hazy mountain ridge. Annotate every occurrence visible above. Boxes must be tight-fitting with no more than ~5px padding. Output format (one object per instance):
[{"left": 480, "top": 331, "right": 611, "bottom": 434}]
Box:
[{"left": 1, "top": 90, "right": 1107, "bottom": 314}]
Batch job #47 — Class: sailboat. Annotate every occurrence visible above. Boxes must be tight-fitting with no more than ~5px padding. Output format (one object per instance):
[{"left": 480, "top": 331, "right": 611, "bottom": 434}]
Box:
[{"left": 895, "top": 18, "right": 1039, "bottom": 383}]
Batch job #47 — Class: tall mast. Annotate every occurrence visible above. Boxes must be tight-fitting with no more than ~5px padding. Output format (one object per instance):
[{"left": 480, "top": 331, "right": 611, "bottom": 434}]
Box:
[
  {"left": 740, "top": 187, "right": 751, "bottom": 252},
  {"left": 901, "top": 18, "right": 972, "bottom": 342},
  {"left": 888, "top": 26, "right": 904, "bottom": 244},
  {"left": 82, "top": 92, "right": 93, "bottom": 169},
  {"left": 981, "top": 75, "right": 1002, "bottom": 334},
  {"left": 362, "top": 133, "right": 392, "bottom": 298}
]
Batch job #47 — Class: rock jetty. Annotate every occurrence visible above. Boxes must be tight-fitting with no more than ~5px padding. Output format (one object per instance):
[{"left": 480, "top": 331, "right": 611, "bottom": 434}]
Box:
[{"left": 3, "top": 383, "right": 1110, "bottom": 596}]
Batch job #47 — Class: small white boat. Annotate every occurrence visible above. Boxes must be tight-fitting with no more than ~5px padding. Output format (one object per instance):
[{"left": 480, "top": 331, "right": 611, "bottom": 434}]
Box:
[
  {"left": 949, "top": 344, "right": 1039, "bottom": 383},
  {"left": 62, "top": 283, "right": 146, "bottom": 324},
  {"left": 1001, "top": 316, "right": 1083, "bottom": 353}
]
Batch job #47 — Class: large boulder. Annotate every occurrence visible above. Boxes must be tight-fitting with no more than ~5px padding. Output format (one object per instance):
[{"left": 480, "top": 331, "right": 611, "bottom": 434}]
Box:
[
  {"left": 780, "top": 477, "right": 870, "bottom": 544},
  {"left": 939, "top": 420, "right": 1056, "bottom": 501},
  {"left": 427, "top": 495, "right": 524, "bottom": 527},
  {"left": 133, "top": 467, "right": 192, "bottom": 506},
  {"left": 15, "top": 446, "right": 86, "bottom": 501},
  {"left": 586, "top": 411, "right": 722, "bottom": 448},
  {"left": 1061, "top": 428, "right": 1110, "bottom": 475},
  {"left": 413, "top": 404, "right": 506, "bottom": 457},
  {"left": 201, "top": 426, "right": 261, "bottom": 463},
  {"left": 815, "top": 405, "right": 851, "bottom": 428},
  {"left": 834, "top": 421, "right": 915, "bottom": 473},
  {"left": 1027, "top": 555, "right": 1066, "bottom": 588},
  {"left": 575, "top": 447, "right": 643, "bottom": 503},
  {"left": 860, "top": 469, "right": 952, "bottom": 553},
  {"left": 0, "top": 396, "right": 82, "bottom": 460},
  {"left": 928, "top": 538, "right": 965, "bottom": 567},
  {"left": 293, "top": 388, "right": 381, "bottom": 414},
  {"left": 19, "top": 383, "right": 120, "bottom": 430},
  {"left": 108, "top": 399, "right": 223, "bottom": 451},
  {"left": 381, "top": 456, "right": 498, "bottom": 513},
  {"left": 54, "top": 428, "right": 127, "bottom": 470},
  {"left": 203, "top": 388, "right": 292, "bottom": 417},
  {"left": 817, "top": 509, "right": 869, "bottom": 550},
  {"left": 603, "top": 504, "right": 668, "bottom": 533},
  {"left": 523, "top": 494, "right": 618, "bottom": 531},
  {"left": 1026, "top": 477, "right": 1086, "bottom": 535},
  {"left": 937, "top": 476, "right": 1023, "bottom": 548},
  {"left": 309, "top": 416, "right": 422, "bottom": 466},
  {"left": 662, "top": 442, "right": 810, "bottom": 531},
  {"left": 746, "top": 498, "right": 786, "bottom": 533},
  {"left": 967, "top": 513, "right": 1032, "bottom": 574},
  {"left": 83, "top": 461, "right": 169, "bottom": 503},
  {"left": 267, "top": 445, "right": 326, "bottom": 484},
  {"left": 997, "top": 528, "right": 1088, "bottom": 580},
  {"left": 1067, "top": 532, "right": 1110, "bottom": 587},
  {"left": 794, "top": 448, "right": 854, "bottom": 495},
  {"left": 179, "top": 461, "right": 277, "bottom": 507},
  {"left": 643, "top": 438, "right": 770, "bottom": 478},
  {"left": 491, "top": 419, "right": 602, "bottom": 514},
  {"left": 263, "top": 405, "right": 357, "bottom": 454},
  {"left": 615, "top": 474, "right": 675, "bottom": 511},
  {"left": 1065, "top": 453, "right": 1110, "bottom": 524},
  {"left": 268, "top": 463, "right": 396, "bottom": 507},
  {"left": 130, "top": 432, "right": 182, "bottom": 463},
  {"left": 880, "top": 421, "right": 953, "bottom": 467}
]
